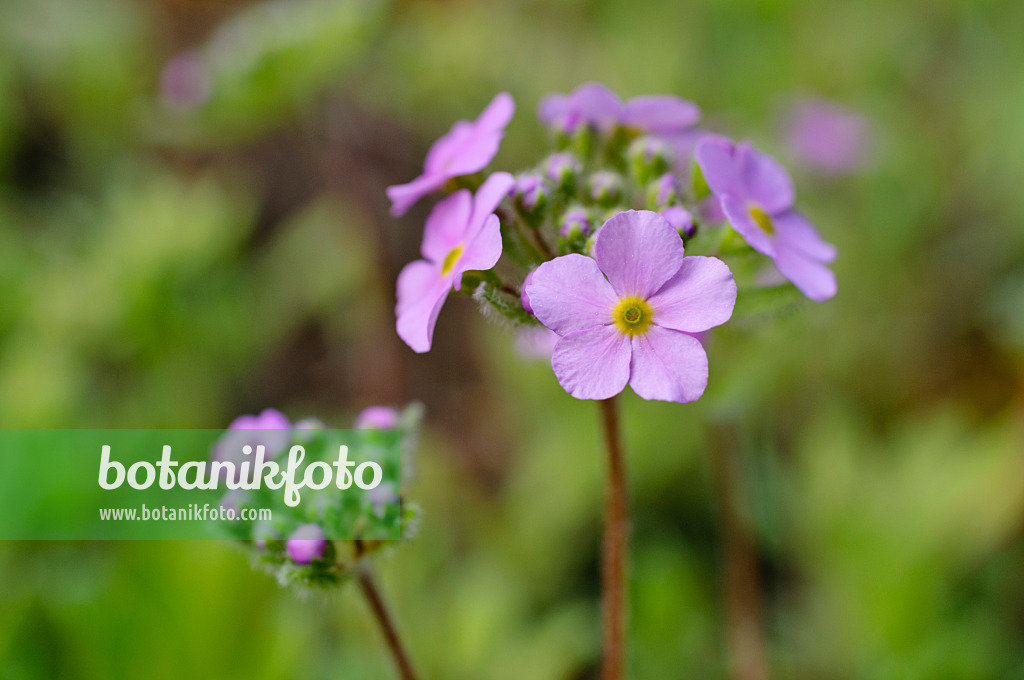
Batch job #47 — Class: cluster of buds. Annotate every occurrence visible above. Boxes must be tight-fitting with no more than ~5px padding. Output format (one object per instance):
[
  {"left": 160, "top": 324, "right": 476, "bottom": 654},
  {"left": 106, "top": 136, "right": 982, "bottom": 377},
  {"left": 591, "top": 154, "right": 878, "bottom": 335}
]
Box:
[
  {"left": 212, "top": 405, "right": 422, "bottom": 589},
  {"left": 389, "top": 84, "right": 837, "bottom": 404}
]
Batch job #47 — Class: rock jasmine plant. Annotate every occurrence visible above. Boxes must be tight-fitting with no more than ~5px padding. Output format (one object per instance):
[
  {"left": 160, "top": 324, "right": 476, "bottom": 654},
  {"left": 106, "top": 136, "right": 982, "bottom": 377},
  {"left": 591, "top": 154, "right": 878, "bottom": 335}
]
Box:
[
  {"left": 389, "top": 83, "right": 837, "bottom": 680},
  {"left": 214, "top": 405, "right": 424, "bottom": 680}
]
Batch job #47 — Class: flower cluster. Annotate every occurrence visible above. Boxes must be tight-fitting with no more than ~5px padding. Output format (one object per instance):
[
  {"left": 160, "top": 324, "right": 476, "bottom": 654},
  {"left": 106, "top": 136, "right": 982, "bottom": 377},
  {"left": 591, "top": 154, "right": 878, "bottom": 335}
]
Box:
[
  {"left": 214, "top": 404, "right": 422, "bottom": 589},
  {"left": 389, "top": 83, "right": 838, "bottom": 404}
]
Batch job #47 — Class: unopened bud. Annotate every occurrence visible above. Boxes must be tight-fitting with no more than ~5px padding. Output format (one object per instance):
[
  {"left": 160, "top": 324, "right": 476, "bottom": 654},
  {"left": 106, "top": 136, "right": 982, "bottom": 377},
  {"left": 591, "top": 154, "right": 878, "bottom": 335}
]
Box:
[
  {"left": 628, "top": 136, "right": 672, "bottom": 185},
  {"left": 661, "top": 206, "right": 695, "bottom": 238},
  {"left": 513, "top": 173, "right": 549, "bottom": 215},
  {"left": 543, "top": 152, "right": 582, "bottom": 192},
  {"left": 647, "top": 173, "right": 680, "bottom": 208},
  {"left": 559, "top": 207, "right": 592, "bottom": 239},
  {"left": 287, "top": 523, "right": 328, "bottom": 565},
  {"left": 588, "top": 171, "right": 623, "bottom": 207}
]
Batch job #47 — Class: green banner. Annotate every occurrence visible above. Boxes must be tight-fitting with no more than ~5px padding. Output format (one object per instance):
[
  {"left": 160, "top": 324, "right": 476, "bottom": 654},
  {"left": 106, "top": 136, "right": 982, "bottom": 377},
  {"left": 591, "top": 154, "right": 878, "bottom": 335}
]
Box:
[{"left": 0, "top": 428, "right": 402, "bottom": 540}]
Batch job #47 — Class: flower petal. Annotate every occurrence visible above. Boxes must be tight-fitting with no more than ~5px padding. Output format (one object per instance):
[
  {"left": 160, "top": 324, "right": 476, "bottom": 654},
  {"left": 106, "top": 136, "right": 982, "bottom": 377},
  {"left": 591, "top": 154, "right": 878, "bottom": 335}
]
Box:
[
  {"left": 738, "top": 142, "right": 795, "bottom": 213},
  {"left": 720, "top": 195, "right": 775, "bottom": 257},
  {"left": 629, "top": 327, "right": 709, "bottom": 403},
  {"left": 396, "top": 260, "right": 451, "bottom": 353},
  {"left": 420, "top": 189, "right": 473, "bottom": 262},
  {"left": 475, "top": 92, "right": 515, "bottom": 132},
  {"left": 424, "top": 120, "right": 475, "bottom": 174},
  {"left": 539, "top": 83, "right": 622, "bottom": 129},
  {"left": 436, "top": 129, "right": 503, "bottom": 178},
  {"left": 386, "top": 173, "right": 446, "bottom": 217},
  {"left": 649, "top": 256, "right": 737, "bottom": 333},
  {"left": 453, "top": 214, "right": 503, "bottom": 291},
  {"left": 622, "top": 95, "right": 700, "bottom": 134},
  {"left": 772, "top": 246, "right": 837, "bottom": 302},
  {"left": 525, "top": 254, "right": 618, "bottom": 335},
  {"left": 772, "top": 210, "right": 837, "bottom": 263},
  {"left": 468, "top": 171, "right": 515, "bottom": 237},
  {"left": 552, "top": 325, "right": 631, "bottom": 400},
  {"left": 593, "top": 210, "right": 684, "bottom": 299},
  {"left": 695, "top": 135, "right": 745, "bottom": 200}
]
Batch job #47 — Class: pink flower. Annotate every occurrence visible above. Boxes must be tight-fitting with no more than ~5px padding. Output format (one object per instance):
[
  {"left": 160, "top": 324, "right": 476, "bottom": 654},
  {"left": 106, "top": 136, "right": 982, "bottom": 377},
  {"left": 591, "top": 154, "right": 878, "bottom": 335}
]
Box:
[
  {"left": 355, "top": 406, "right": 399, "bottom": 429},
  {"left": 159, "top": 51, "right": 211, "bottom": 111},
  {"left": 386, "top": 93, "right": 515, "bottom": 217},
  {"left": 212, "top": 408, "right": 292, "bottom": 484},
  {"left": 524, "top": 211, "right": 736, "bottom": 403},
  {"left": 396, "top": 172, "right": 515, "bottom": 353},
  {"left": 287, "top": 524, "right": 327, "bottom": 565},
  {"left": 784, "top": 97, "right": 870, "bottom": 175},
  {"left": 695, "top": 135, "right": 838, "bottom": 302},
  {"left": 538, "top": 83, "right": 701, "bottom": 152}
]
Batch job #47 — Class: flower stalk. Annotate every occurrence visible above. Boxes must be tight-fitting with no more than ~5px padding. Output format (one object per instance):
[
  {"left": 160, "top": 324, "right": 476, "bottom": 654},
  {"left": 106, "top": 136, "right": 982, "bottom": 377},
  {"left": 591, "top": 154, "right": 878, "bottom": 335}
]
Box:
[
  {"left": 357, "top": 565, "right": 422, "bottom": 680},
  {"left": 598, "top": 396, "right": 628, "bottom": 680}
]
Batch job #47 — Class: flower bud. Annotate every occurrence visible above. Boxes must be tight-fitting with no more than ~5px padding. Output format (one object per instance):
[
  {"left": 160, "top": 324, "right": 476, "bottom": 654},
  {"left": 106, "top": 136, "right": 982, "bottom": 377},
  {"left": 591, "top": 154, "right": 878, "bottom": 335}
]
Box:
[
  {"left": 588, "top": 171, "right": 623, "bottom": 207},
  {"left": 287, "top": 523, "right": 328, "bottom": 565},
  {"left": 628, "top": 136, "right": 672, "bottom": 185},
  {"left": 521, "top": 270, "right": 536, "bottom": 315},
  {"left": 253, "top": 522, "right": 278, "bottom": 548},
  {"left": 661, "top": 206, "right": 695, "bottom": 238},
  {"left": 366, "top": 482, "right": 399, "bottom": 518},
  {"left": 512, "top": 173, "right": 549, "bottom": 215},
  {"left": 647, "top": 173, "right": 680, "bottom": 208},
  {"left": 543, "top": 153, "right": 582, "bottom": 192},
  {"left": 355, "top": 406, "right": 399, "bottom": 429},
  {"left": 559, "top": 207, "right": 592, "bottom": 239},
  {"left": 219, "top": 489, "right": 249, "bottom": 516}
]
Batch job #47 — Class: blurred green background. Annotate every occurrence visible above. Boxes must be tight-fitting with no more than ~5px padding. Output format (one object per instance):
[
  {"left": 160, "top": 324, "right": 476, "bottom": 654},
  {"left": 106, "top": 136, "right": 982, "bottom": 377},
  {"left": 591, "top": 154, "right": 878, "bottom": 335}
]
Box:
[{"left": 1, "top": 0, "right": 1023, "bottom": 678}]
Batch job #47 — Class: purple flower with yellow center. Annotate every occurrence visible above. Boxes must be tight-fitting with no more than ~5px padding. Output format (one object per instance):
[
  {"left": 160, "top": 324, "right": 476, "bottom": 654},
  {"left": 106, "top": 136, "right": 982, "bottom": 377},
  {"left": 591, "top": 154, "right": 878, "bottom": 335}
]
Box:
[
  {"left": 539, "top": 83, "right": 701, "bottom": 156},
  {"left": 355, "top": 406, "right": 400, "bottom": 429},
  {"left": 396, "top": 172, "right": 515, "bottom": 353},
  {"left": 287, "top": 523, "right": 328, "bottom": 565},
  {"left": 695, "top": 135, "right": 837, "bottom": 302},
  {"left": 386, "top": 93, "right": 514, "bottom": 217},
  {"left": 524, "top": 210, "right": 736, "bottom": 403}
]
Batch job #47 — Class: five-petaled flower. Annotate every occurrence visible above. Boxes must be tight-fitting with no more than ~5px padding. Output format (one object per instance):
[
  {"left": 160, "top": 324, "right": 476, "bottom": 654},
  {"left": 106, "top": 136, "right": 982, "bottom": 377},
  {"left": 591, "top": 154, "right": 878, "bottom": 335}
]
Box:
[
  {"left": 525, "top": 210, "right": 736, "bottom": 403},
  {"left": 695, "top": 135, "right": 838, "bottom": 302},
  {"left": 396, "top": 172, "right": 515, "bottom": 353},
  {"left": 386, "top": 93, "right": 515, "bottom": 217}
]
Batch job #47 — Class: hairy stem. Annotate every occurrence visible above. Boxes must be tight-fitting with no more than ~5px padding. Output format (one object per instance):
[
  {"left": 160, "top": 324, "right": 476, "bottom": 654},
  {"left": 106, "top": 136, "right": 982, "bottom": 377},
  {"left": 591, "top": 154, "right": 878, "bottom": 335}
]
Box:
[
  {"left": 357, "top": 566, "right": 421, "bottom": 680},
  {"left": 598, "top": 396, "right": 628, "bottom": 680}
]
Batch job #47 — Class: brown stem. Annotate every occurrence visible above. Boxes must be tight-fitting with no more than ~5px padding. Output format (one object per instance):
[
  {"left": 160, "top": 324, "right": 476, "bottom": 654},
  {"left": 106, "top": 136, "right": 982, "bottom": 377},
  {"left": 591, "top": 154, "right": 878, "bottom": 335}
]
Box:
[
  {"left": 706, "top": 421, "right": 770, "bottom": 680},
  {"left": 530, "top": 226, "right": 556, "bottom": 260},
  {"left": 598, "top": 396, "right": 628, "bottom": 680},
  {"left": 357, "top": 566, "right": 422, "bottom": 680},
  {"left": 499, "top": 282, "right": 521, "bottom": 298}
]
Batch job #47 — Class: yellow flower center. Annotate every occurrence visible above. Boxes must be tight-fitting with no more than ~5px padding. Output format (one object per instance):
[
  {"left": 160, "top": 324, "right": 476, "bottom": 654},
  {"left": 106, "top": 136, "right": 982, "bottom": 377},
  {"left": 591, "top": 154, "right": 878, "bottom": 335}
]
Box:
[
  {"left": 441, "top": 245, "right": 464, "bottom": 277},
  {"left": 748, "top": 205, "right": 775, "bottom": 235},
  {"left": 613, "top": 297, "right": 653, "bottom": 336}
]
